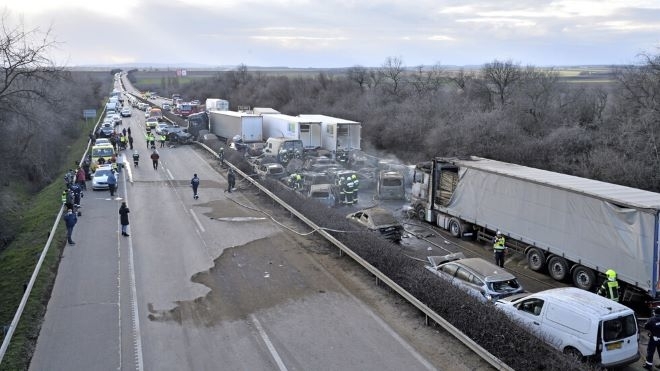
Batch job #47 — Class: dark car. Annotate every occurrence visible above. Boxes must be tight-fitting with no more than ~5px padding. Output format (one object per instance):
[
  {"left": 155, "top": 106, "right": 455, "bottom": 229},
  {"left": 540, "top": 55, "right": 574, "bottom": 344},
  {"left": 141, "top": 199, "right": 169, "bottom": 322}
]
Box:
[
  {"left": 302, "top": 156, "right": 337, "bottom": 171},
  {"left": 168, "top": 130, "right": 193, "bottom": 144},
  {"left": 346, "top": 207, "right": 404, "bottom": 243},
  {"left": 96, "top": 122, "right": 115, "bottom": 138}
]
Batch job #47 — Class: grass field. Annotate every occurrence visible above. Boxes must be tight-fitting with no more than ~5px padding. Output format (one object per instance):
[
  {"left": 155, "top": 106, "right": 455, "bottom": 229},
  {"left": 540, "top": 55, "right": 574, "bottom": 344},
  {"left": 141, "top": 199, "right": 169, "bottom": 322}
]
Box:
[{"left": 0, "top": 115, "right": 98, "bottom": 371}]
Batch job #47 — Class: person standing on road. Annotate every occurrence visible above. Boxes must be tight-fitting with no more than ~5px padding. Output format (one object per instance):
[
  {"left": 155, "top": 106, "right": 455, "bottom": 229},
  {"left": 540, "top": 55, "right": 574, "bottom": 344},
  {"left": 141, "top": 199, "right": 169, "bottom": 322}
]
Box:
[
  {"left": 159, "top": 134, "right": 166, "bottom": 148},
  {"left": 128, "top": 134, "right": 134, "bottom": 150},
  {"left": 63, "top": 208, "right": 78, "bottom": 245},
  {"left": 107, "top": 170, "right": 117, "bottom": 197},
  {"left": 597, "top": 269, "right": 620, "bottom": 302},
  {"left": 191, "top": 173, "right": 200, "bottom": 199},
  {"left": 119, "top": 202, "right": 130, "bottom": 236},
  {"left": 150, "top": 150, "right": 160, "bottom": 170},
  {"left": 226, "top": 168, "right": 235, "bottom": 193},
  {"left": 493, "top": 231, "right": 507, "bottom": 268},
  {"left": 644, "top": 307, "right": 660, "bottom": 370}
]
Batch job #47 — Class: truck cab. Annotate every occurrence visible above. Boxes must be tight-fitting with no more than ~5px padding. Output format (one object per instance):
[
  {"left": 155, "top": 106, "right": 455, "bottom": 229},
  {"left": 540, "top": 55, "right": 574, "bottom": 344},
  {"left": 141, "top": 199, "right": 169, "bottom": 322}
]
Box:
[{"left": 263, "top": 137, "right": 304, "bottom": 165}]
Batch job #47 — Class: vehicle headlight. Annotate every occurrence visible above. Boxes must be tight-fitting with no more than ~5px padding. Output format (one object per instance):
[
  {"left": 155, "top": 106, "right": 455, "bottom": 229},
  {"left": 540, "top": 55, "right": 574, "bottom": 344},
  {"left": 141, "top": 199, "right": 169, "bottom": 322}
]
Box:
[{"left": 484, "top": 292, "right": 493, "bottom": 301}]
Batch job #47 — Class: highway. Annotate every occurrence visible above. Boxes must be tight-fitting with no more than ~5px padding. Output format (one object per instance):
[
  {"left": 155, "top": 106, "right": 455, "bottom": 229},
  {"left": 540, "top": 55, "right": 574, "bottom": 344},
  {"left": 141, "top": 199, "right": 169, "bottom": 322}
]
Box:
[{"left": 28, "top": 88, "right": 494, "bottom": 370}]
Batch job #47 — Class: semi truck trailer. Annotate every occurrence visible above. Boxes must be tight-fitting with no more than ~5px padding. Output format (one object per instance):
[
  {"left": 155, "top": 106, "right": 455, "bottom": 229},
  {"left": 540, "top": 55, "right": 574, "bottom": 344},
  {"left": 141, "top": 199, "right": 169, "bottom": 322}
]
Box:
[
  {"left": 208, "top": 110, "right": 263, "bottom": 143},
  {"left": 262, "top": 113, "right": 322, "bottom": 151},
  {"left": 411, "top": 156, "right": 660, "bottom": 303}
]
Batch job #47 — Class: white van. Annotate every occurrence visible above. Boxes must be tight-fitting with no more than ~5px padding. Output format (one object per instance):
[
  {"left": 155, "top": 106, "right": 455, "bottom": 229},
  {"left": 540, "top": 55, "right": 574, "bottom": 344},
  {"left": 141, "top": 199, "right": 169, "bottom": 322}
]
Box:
[{"left": 495, "top": 287, "right": 640, "bottom": 368}]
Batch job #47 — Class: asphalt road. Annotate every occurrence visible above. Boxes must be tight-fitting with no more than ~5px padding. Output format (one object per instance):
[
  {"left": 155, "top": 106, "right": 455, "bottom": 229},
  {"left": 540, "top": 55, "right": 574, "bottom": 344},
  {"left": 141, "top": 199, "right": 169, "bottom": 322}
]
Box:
[{"left": 29, "top": 97, "right": 494, "bottom": 370}]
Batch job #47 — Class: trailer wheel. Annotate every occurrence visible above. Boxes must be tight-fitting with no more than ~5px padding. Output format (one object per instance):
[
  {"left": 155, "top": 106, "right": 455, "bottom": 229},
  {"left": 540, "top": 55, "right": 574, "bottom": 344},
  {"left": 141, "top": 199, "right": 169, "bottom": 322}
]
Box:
[
  {"left": 572, "top": 265, "right": 596, "bottom": 291},
  {"left": 526, "top": 248, "right": 545, "bottom": 271},
  {"left": 448, "top": 218, "right": 462, "bottom": 238},
  {"left": 548, "top": 256, "right": 569, "bottom": 281},
  {"left": 415, "top": 205, "right": 425, "bottom": 221}
]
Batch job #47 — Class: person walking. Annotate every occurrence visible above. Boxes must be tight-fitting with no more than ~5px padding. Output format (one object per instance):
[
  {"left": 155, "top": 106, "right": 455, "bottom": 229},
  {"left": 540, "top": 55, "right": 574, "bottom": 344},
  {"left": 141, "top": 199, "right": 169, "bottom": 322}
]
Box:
[
  {"left": 493, "top": 231, "right": 507, "bottom": 268},
  {"left": 107, "top": 170, "right": 117, "bottom": 197},
  {"left": 145, "top": 132, "right": 150, "bottom": 149},
  {"left": 644, "top": 307, "right": 660, "bottom": 370},
  {"left": 597, "top": 269, "right": 620, "bottom": 302},
  {"left": 191, "top": 173, "right": 200, "bottom": 199},
  {"left": 128, "top": 134, "right": 134, "bottom": 150},
  {"left": 150, "top": 150, "right": 160, "bottom": 170},
  {"left": 119, "top": 202, "right": 130, "bottom": 236},
  {"left": 226, "top": 168, "right": 236, "bottom": 193},
  {"left": 63, "top": 208, "right": 78, "bottom": 245},
  {"left": 76, "top": 167, "right": 86, "bottom": 190}
]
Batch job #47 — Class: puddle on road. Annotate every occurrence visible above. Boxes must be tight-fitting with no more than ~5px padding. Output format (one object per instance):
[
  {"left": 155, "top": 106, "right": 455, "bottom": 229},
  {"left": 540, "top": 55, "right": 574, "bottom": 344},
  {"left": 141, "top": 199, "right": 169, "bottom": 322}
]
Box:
[{"left": 147, "top": 234, "right": 332, "bottom": 326}]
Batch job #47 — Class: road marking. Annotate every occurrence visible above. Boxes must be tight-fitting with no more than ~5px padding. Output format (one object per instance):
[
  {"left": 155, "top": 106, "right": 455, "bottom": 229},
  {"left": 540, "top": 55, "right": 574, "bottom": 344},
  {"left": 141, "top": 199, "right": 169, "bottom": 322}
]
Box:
[
  {"left": 166, "top": 169, "right": 174, "bottom": 180},
  {"left": 190, "top": 209, "right": 206, "bottom": 233},
  {"left": 249, "top": 314, "right": 288, "bottom": 371}
]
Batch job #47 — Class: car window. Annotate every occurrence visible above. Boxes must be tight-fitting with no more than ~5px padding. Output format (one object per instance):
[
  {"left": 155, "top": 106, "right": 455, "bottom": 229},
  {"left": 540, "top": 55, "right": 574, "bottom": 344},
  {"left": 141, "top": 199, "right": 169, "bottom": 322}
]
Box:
[
  {"left": 454, "top": 268, "right": 472, "bottom": 283},
  {"left": 517, "top": 298, "right": 544, "bottom": 316},
  {"left": 489, "top": 279, "right": 521, "bottom": 293},
  {"left": 440, "top": 263, "right": 459, "bottom": 276}
]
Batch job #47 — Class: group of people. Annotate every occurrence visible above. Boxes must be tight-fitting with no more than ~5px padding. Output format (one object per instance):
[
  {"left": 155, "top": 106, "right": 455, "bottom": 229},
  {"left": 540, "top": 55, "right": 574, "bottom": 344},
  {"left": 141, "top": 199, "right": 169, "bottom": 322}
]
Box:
[
  {"left": 144, "top": 131, "right": 168, "bottom": 149},
  {"left": 337, "top": 174, "right": 359, "bottom": 205}
]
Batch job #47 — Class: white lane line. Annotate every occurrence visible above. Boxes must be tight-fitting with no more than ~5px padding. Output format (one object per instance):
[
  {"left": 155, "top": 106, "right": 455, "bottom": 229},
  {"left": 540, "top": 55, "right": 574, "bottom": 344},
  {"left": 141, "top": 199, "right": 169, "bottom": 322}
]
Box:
[
  {"left": 189, "top": 209, "right": 206, "bottom": 233},
  {"left": 249, "top": 314, "right": 288, "bottom": 371},
  {"left": 121, "top": 171, "right": 144, "bottom": 371},
  {"left": 166, "top": 168, "right": 174, "bottom": 180}
]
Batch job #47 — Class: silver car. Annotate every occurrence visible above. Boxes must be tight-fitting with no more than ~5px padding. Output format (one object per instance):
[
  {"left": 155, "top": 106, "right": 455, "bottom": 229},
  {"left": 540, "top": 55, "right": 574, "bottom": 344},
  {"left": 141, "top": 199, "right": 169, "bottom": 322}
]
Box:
[{"left": 425, "top": 253, "right": 524, "bottom": 302}]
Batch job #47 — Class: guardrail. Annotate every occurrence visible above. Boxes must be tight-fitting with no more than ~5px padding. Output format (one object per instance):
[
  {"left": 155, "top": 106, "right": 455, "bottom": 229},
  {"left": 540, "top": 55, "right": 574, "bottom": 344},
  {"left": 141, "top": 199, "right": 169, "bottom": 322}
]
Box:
[
  {"left": 196, "top": 142, "right": 513, "bottom": 371},
  {"left": 0, "top": 109, "right": 106, "bottom": 364}
]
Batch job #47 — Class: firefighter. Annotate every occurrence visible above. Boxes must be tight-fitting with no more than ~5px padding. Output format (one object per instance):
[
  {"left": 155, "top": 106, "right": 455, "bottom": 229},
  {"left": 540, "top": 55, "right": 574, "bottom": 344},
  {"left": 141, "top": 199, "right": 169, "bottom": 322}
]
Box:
[
  {"left": 337, "top": 176, "right": 346, "bottom": 205},
  {"left": 290, "top": 173, "right": 302, "bottom": 190},
  {"left": 345, "top": 176, "right": 355, "bottom": 205},
  {"left": 493, "top": 231, "right": 506, "bottom": 268},
  {"left": 351, "top": 174, "right": 359, "bottom": 204},
  {"left": 597, "top": 269, "right": 620, "bottom": 302},
  {"left": 644, "top": 307, "right": 660, "bottom": 370}
]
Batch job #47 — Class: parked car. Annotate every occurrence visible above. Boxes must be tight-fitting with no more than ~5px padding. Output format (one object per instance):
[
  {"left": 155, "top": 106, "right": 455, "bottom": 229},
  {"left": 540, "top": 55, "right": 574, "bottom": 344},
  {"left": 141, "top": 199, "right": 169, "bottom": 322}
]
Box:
[
  {"left": 425, "top": 252, "right": 524, "bottom": 302},
  {"left": 155, "top": 123, "right": 170, "bottom": 135},
  {"left": 92, "top": 165, "right": 117, "bottom": 190},
  {"left": 94, "top": 138, "right": 110, "bottom": 146},
  {"left": 301, "top": 171, "right": 332, "bottom": 192},
  {"left": 168, "top": 130, "right": 193, "bottom": 145},
  {"left": 346, "top": 207, "right": 404, "bottom": 243},
  {"left": 120, "top": 107, "right": 132, "bottom": 117},
  {"left": 495, "top": 288, "right": 640, "bottom": 368},
  {"left": 376, "top": 170, "right": 405, "bottom": 200},
  {"left": 161, "top": 103, "right": 171, "bottom": 111}
]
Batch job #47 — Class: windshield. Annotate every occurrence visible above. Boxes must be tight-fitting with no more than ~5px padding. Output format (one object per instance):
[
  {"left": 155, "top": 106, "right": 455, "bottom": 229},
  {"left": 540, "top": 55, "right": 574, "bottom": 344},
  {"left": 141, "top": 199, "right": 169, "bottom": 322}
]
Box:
[
  {"left": 488, "top": 279, "right": 521, "bottom": 293},
  {"left": 92, "top": 147, "right": 114, "bottom": 157},
  {"left": 95, "top": 169, "right": 112, "bottom": 177}
]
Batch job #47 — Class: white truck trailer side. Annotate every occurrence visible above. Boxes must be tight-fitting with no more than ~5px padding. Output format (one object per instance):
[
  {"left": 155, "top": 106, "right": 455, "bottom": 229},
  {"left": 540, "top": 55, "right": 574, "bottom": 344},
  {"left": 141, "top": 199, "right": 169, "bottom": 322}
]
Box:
[
  {"left": 410, "top": 156, "right": 660, "bottom": 302},
  {"left": 262, "top": 114, "right": 322, "bottom": 150},
  {"left": 298, "top": 114, "right": 361, "bottom": 152},
  {"left": 209, "top": 110, "right": 263, "bottom": 143},
  {"left": 205, "top": 98, "right": 229, "bottom": 112}
]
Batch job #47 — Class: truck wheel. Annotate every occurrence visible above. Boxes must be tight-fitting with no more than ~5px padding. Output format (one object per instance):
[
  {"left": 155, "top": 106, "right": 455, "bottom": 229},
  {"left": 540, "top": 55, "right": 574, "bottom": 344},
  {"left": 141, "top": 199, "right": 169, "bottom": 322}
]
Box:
[
  {"left": 448, "top": 218, "right": 462, "bottom": 238},
  {"left": 572, "top": 265, "right": 596, "bottom": 291},
  {"left": 526, "top": 248, "right": 545, "bottom": 271},
  {"left": 415, "top": 205, "right": 425, "bottom": 221},
  {"left": 548, "top": 256, "right": 569, "bottom": 281}
]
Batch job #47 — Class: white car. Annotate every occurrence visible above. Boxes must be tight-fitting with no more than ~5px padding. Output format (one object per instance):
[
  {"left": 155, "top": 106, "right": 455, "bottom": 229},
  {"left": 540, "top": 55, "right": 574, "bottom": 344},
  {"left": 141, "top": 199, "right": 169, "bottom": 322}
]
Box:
[
  {"left": 155, "top": 123, "right": 170, "bottom": 135},
  {"left": 120, "top": 107, "right": 132, "bottom": 117},
  {"left": 95, "top": 138, "right": 111, "bottom": 146},
  {"left": 92, "top": 165, "right": 118, "bottom": 190}
]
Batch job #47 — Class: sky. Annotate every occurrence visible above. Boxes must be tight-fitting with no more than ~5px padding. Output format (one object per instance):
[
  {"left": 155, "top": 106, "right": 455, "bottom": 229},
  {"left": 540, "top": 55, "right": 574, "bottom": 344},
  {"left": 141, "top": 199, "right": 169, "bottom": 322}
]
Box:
[{"left": 3, "top": 0, "right": 660, "bottom": 68}]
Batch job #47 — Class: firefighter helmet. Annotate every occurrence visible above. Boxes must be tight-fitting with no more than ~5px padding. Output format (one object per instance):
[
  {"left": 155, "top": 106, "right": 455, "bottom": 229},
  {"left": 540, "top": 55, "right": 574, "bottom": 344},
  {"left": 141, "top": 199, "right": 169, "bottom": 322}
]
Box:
[{"left": 606, "top": 269, "right": 617, "bottom": 281}]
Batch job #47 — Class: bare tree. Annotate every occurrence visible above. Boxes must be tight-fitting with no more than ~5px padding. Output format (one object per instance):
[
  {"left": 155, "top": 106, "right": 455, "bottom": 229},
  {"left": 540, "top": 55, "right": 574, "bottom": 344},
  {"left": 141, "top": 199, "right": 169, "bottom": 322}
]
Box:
[
  {"left": 450, "top": 68, "right": 473, "bottom": 90},
  {"left": 481, "top": 59, "right": 522, "bottom": 107},
  {"left": 0, "top": 12, "right": 61, "bottom": 116},
  {"left": 379, "top": 56, "right": 406, "bottom": 96},
  {"left": 410, "top": 64, "right": 445, "bottom": 96},
  {"left": 346, "top": 65, "right": 369, "bottom": 90}
]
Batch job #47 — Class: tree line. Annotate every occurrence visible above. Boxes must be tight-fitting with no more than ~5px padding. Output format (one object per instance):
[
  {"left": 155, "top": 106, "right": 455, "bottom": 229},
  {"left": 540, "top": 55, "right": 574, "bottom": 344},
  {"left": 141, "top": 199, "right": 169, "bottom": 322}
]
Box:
[{"left": 135, "top": 55, "right": 660, "bottom": 193}]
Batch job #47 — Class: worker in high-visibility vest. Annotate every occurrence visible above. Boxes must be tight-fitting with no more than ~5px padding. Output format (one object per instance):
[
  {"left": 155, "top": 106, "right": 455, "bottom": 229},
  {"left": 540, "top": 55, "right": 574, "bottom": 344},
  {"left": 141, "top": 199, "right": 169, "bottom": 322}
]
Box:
[
  {"left": 493, "top": 231, "right": 506, "bottom": 267},
  {"left": 597, "top": 269, "right": 620, "bottom": 302}
]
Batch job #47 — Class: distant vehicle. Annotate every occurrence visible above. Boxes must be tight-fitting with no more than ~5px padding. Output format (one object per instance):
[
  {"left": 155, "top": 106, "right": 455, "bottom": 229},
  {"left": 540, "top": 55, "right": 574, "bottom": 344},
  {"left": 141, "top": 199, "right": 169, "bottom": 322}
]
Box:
[
  {"left": 205, "top": 98, "right": 229, "bottom": 112},
  {"left": 346, "top": 207, "right": 404, "bottom": 243},
  {"left": 155, "top": 123, "right": 170, "bottom": 135},
  {"left": 146, "top": 117, "right": 159, "bottom": 129},
  {"left": 137, "top": 102, "right": 148, "bottom": 111},
  {"left": 149, "top": 108, "right": 163, "bottom": 121},
  {"left": 175, "top": 102, "right": 200, "bottom": 118},
  {"left": 96, "top": 123, "right": 115, "bottom": 138},
  {"left": 305, "top": 184, "right": 335, "bottom": 208},
  {"left": 161, "top": 103, "right": 171, "bottom": 111},
  {"left": 90, "top": 144, "right": 115, "bottom": 164},
  {"left": 495, "top": 288, "right": 640, "bottom": 368},
  {"left": 254, "top": 162, "right": 286, "bottom": 180},
  {"left": 94, "top": 138, "right": 110, "bottom": 146},
  {"left": 425, "top": 252, "right": 524, "bottom": 302},
  {"left": 376, "top": 170, "right": 405, "bottom": 200},
  {"left": 120, "top": 107, "right": 132, "bottom": 117}
]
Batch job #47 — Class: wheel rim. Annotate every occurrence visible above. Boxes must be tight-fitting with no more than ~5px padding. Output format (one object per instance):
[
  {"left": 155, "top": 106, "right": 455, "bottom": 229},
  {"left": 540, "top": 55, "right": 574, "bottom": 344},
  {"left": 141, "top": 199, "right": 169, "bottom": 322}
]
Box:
[
  {"left": 450, "top": 220, "right": 461, "bottom": 237},
  {"left": 416, "top": 206, "right": 425, "bottom": 220},
  {"left": 549, "top": 257, "right": 568, "bottom": 281},
  {"left": 527, "top": 249, "right": 544, "bottom": 271}
]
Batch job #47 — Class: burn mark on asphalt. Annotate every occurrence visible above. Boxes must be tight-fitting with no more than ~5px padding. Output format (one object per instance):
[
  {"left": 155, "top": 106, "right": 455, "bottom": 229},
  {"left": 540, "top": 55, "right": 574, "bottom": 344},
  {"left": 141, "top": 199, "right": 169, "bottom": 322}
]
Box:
[{"left": 147, "top": 234, "right": 334, "bottom": 325}]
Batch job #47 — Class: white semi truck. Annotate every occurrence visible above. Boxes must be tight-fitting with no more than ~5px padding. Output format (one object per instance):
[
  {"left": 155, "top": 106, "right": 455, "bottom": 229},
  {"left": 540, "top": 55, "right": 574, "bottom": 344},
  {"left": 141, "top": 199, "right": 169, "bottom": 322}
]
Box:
[
  {"left": 411, "top": 156, "right": 660, "bottom": 303},
  {"left": 208, "top": 110, "right": 263, "bottom": 143}
]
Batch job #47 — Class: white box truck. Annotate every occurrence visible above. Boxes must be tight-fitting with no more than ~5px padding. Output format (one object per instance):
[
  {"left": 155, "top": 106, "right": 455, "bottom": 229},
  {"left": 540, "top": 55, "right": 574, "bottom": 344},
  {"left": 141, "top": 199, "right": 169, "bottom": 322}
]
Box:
[
  {"left": 410, "top": 156, "right": 660, "bottom": 303},
  {"left": 298, "top": 114, "right": 361, "bottom": 164},
  {"left": 262, "top": 114, "right": 322, "bottom": 150},
  {"left": 205, "top": 98, "right": 229, "bottom": 112},
  {"left": 208, "top": 110, "right": 263, "bottom": 143}
]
